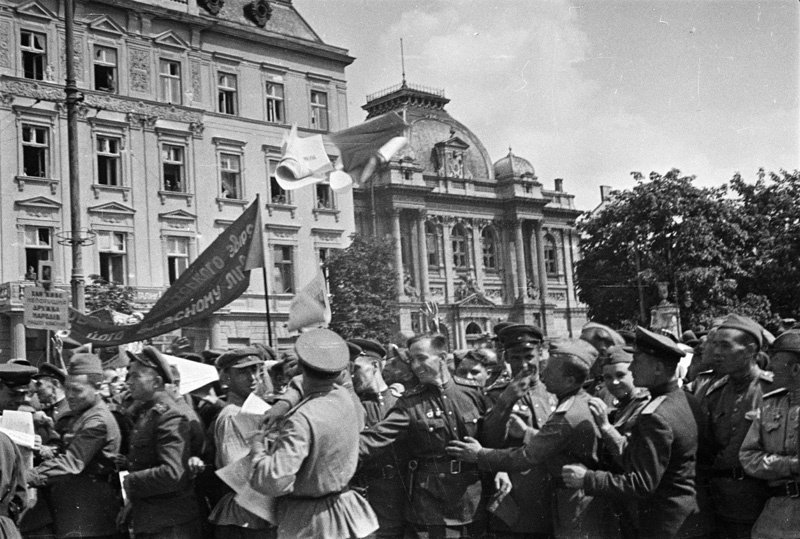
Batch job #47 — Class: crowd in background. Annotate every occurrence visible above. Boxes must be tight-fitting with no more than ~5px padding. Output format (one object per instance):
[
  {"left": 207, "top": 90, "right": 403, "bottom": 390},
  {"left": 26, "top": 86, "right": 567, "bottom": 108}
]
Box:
[{"left": 0, "top": 313, "right": 798, "bottom": 539}]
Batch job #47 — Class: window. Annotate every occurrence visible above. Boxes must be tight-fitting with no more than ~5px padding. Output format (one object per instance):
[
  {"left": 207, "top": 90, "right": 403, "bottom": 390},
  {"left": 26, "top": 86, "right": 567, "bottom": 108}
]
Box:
[
  {"left": 96, "top": 136, "right": 121, "bottom": 186},
  {"left": 544, "top": 235, "right": 558, "bottom": 276},
  {"left": 272, "top": 245, "right": 294, "bottom": 294},
  {"left": 21, "top": 31, "right": 46, "bottom": 80},
  {"left": 159, "top": 59, "right": 182, "bottom": 104},
  {"left": 162, "top": 145, "right": 185, "bottom": 192},
  {"left": 220, "top": 153, "right": 241, "bottom": 199},
  {"left": 97, "top": 231, "right": 126, "bottom": 284},
  {"left": 266, "top": 83, "right": 284, "bottom": 123},
  {"left": 482, "top": 227, "right": 497, "bottom": 270},
  {"left": 21, "top": 124, "right": 48, "bottom": 177},
  {"left": 166, "top": 236, "right": 190, "bottom": 284},
  {"left": 24, "top": 227, "right": 52, "bottom": 278},
  {"left": 425, "top": 222, "right": 440, "bottom": 267},
  {"left": 267, "top": 158, "right": 288, "bottom": 204},
  {"left": 315, "top": 182, "right": 333, "bottom": 209},
  {"left": 310, "top": 90, "right": 328, "bottom": 131},
  {"left": 452, "top": 225, "right": 468, "bottom": 269},
  {"left": 93, "top": 46, "right": 117, "bottom": 92},
  {"left": 217, "top": 72, "right": 238, "bottom": 115}
]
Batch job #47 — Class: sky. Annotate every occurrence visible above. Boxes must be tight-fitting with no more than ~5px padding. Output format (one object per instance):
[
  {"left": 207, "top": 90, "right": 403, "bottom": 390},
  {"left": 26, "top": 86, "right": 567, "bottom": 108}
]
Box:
[{"left": 293, "top": 0, "right": 799, "bottom": 211}]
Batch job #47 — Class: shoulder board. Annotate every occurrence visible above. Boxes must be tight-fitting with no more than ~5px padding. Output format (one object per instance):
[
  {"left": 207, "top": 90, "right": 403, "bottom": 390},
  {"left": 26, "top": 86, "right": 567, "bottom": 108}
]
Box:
[
  {"left": 554, "top": 395, "right": 575, "bottom": 414},
  {"left": 454, "top": 376, "right": 482, "bottom": 388},
  {"left": 705, "top": 376, "right": 729, "bottom": 396},
  {"left": 389, "top": 385, "right": 404, "bottom": 398},
  {"left": 641, "top": 395, "right": 667, "bottom": 415},
  {"left": 758, "top": 370, "right": 774, "bottom": 383},
  {"left": 486, "top": 379, "right": 509, "bottom": 393},
  {"left": 697, "top": 369, "right": 714, "bottom": 376},
  {"left": 762, "top": 387, "right": 788, "bottom": 399},
  {"left": 401, "top": 384, "right": 427, "bottom": 398},
  {"left": 153, "top": 403, "right": 170, "bottom": 414}
]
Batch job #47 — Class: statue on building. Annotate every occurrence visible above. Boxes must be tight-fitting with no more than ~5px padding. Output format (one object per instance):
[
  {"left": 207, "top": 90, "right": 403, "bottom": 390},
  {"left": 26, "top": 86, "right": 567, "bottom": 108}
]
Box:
[
  {"left": 448, "top": 151, "right": 464, "bottom": 178},
  {"left": 657, "top": 281, "right": 670, "bottom": 305},
  {"left": 403, "top": 274, "right": 419, "bottom": 299},
  {"left": 455, "top": 275, "right": 481, "bottom": 301},
  {"left": 526, "top": 279, "right": 539, "bottom": 300}
]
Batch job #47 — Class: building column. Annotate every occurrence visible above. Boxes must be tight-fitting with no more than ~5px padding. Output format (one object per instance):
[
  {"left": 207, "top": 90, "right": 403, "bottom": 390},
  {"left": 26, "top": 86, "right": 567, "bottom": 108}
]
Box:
[
  {"left": 392, "top": 209, "right": 404, "bottom": 298},
  {"left": 209, "top": 315, "right": 222, "bottom": 349},
  {"left": 471, "top": 222, "right": 484, "bottom": 291},
  {"left": 514, "top": 220, "right": 527, "bottom": 300},
  {"left": 417, "top": 211, "right": 429, "bottom": 298},
  {"left": 534, "top": 221, "right": 548, "bottom": 299},
  {"left": 441, "top": 222, "right": 454, "bottom": 302},
  {"left": 10, "top": 313, "right": 26, "bottom": 359}
]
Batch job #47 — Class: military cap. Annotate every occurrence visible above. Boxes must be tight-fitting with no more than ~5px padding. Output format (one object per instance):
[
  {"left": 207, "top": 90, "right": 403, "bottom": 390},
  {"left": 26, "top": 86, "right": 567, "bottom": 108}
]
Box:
[
  {"left": 252, "top": 343, "right": 277, "bottom": 363},
  {"left": 67, "top": 353, "right": 104, "bottom": 376},
  {"left": 618, "top": 330, "right": 636, "bottom": 346},
  {"left": 346, "top": 341, "right": 364, "bottom": 360},
  {"left": 0, "top": 362, "right": 38, "bottom": 391},
  {"left": 9, "top": 358, "right": 33, "bottom": 367},
  {"left": 581, "top": 323, "right": 626, "bottom": 347},
  {"left": 771, "top": 330, "right": 800, "bottom": 356},
  {"left": 549, "top": 339, "right": 597, "bottom": 370},
  {"left": 718, "top": 314, "right": 763, "bottom": 348},
  {"left": 625, "top": 326, "right": 686, "bottom": 362},
  {"left": 603, "top": 345, "right": 633, "bottom": 366},
  {"left": 498, "top": 324, "right": 543, "bottom": 349},
  {"left": 128, "top": 346, "right": 174, "bottom": 384},
  {"left": 201, "top": 348, "right": 227, "bottom": 365},
  {"left": 682, "top": 330, "right": 700, "bottom": 347},
  {"left": 349, "top": 338, "right": 386, "bottom": 360},
  {"left": 34, "top": 363, "right": 67, "bottom": 384},
  {"left": 215, "top": 347, "right": 264, "bottom": 371},
  {"left": 491, "top": 321, "right": 516, "bottom": 340},
  {"left": 295, "top": 329, "right": 348, "bottom": 373}
]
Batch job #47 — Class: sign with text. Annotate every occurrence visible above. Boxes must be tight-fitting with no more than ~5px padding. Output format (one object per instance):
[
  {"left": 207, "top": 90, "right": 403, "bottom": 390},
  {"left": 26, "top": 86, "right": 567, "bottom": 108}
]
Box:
[{"left": 24, "top": 287, "right": 69, "bottom": 331}]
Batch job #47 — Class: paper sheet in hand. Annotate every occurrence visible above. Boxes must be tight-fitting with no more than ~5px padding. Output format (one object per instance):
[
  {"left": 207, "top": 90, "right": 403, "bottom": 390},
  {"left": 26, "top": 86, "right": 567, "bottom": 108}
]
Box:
[
  {"left": 216, "top": 455, "right": 275, "bottom": 523},
  {"left": 0, "top": 410, "right": 36, "bottom": 448},
  {"left": 241, "top": 393, "right": 271, "bottom": 415},
  {"left": 163, "top": 353, "right": 219, "bottom": 395}
]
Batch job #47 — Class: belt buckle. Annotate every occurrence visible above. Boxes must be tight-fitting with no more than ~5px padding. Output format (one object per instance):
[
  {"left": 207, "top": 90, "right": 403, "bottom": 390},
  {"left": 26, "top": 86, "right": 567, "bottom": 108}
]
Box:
[
  {"left": 786, "top": 481, "right": 800, "bottom": 498},
  {"left": 732, "top": 468, "right": 745, "bottom": 481},
  {"left": 450, "top": 460, "right": 461, "bottom": 474}
]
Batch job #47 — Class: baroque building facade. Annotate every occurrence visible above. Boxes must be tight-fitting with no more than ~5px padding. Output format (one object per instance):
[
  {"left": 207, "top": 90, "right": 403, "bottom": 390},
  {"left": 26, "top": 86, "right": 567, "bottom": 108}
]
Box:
[
  {"left": 354, "top": 83, "right": 587, "bottom": 348},
  {"left": 0, "top": 0, "right": 354, "bottom": 361}
]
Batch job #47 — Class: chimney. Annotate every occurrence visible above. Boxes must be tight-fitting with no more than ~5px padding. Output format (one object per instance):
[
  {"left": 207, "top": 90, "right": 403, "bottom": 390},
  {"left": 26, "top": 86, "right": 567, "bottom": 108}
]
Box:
[
  {"left": 600, "top": 185, "right": 612, "bottom": 201},
  {"left": 554, "top": 178, "right": 563, "bottom": 192}
]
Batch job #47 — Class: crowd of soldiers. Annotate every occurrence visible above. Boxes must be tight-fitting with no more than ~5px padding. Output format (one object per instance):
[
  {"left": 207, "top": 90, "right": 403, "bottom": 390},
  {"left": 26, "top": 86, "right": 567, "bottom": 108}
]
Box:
[{"left": 0, "top": 312, "right": 798, "bottom": 539}]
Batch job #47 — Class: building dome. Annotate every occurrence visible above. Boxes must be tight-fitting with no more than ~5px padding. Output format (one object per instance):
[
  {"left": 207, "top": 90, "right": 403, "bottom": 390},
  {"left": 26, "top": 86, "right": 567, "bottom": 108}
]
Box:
[{"left": 493, "top": 149, "right": 535, "bottom": 180}]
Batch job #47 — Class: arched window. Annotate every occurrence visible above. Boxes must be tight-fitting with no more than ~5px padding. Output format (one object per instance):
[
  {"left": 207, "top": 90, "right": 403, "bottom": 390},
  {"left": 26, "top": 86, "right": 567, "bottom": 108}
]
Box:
[
  {"left": 425, "top": 221, "right": 440, "bottom": 268},
  {"left": 452, "top": 225, "right": 468, "bottom": 269},
  {"left": 481, "top": 227, "right": 497, "bottom": 270},
  {"left": 544, "top": 234, "right": 558, "bottom": 276}
]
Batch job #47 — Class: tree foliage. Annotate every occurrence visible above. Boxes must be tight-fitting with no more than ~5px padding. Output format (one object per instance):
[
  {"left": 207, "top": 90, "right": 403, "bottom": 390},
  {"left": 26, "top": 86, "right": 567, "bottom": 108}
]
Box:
[
  {"left": 575, "top": 169, "right": 791, "bottom": 330},
  {"left": 85, "top": 274, "right": 136, "bottom": 315},
  {"left": 325, "top": 234, "right": 398, "bottom": 342}
]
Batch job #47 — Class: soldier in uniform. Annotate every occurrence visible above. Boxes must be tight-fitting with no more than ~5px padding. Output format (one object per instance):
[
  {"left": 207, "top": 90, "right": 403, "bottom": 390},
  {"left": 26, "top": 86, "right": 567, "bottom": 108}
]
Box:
[
  {"left": 360, "top": 333, "right": 490, "bottom": 538},
  {"left": 739, "top": 330, "right": 800, "bottom": 539},
  {"left": 448, "top": 339, "right": 611, "bottom": 539},
  {"left": 481, "top": 324, "right": 556, "bottom": 538},
  {"left": 33, "top": 365, "right": 69, "bottom": 425},
  {"left": 701, "top": 314, "right": 772, "bottom": 538},
  {"left": 562, "top": 326, "right": 698, "bottom": 539},
  {"left": 118, "top": 346, "right": 201, "bottom": 538},
  {"left": 27, "top": 353, "right": 123, "bottom": 539},
  {"left": 349, "top": 339, "right": 408, "bottom": 539},
  {"left": 250, "top": 329, "right": 378, "bottom": 539}
]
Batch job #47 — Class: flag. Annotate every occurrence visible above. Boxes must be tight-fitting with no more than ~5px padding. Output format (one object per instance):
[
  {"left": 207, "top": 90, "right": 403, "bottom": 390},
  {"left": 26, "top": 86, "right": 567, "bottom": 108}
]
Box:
[
  {"left": 245, "top": 195, "right": 266, "bottom": 271},
  {"left": 274, "top": 125, "right": 334, "bottom": 190},
  {"left": 287, "top": 270, "right": 331, "bottom": 332}
]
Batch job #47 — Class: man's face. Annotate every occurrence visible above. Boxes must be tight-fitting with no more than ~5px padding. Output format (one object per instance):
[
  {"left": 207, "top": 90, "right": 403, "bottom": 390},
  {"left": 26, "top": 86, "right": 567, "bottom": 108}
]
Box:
[
  {"left": 630, "top": 352, "right": 659, "bottom": 388},
  {"left": 541, "top": 355, "right": 571, "bottom": 396},
  {"left": 0, "top": 382, "right": 27, "bottom": 411},
  {"left": 602, "top": 362, "right": 636, "bottom": 400},
  {"left": 506, "top": 345, "right": 540, "bottom": 378},
  {"left": 352, "top": 355, "right": 379, "bottom": 395},
  {"left": 712, "top": 329, "right": 755, "bottom": 375},
  {"left": 454, "top": 357, "right": 489, "bottom": 387},
  {"left": 35, "top": 377, "right": 58, "bottom": 406},
  {"left": 408, "top": 339, "right": 444, "bottom": 385},
  {"left": 225, "top": 364, "right": 260, "bottom": 400},
  {"left": 127, "top": 362, "right": 160, "bottom": 403},
  {"left": 768, "top": 351, "right": 800, "bottom": 390},
  {"left": 65, "top": 375, "right": 98, "bottom": 414}
]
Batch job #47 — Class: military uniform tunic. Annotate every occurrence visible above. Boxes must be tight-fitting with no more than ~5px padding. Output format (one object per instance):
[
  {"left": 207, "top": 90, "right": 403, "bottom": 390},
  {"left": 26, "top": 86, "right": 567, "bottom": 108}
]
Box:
[
  {"left": 124, "top": 392, "right": 200, "bottom": 535},
  {"left": 739, "top": 388, "right": 800, "bottom": 539},
  {"left": 359, "top": 378, "right": 489, "bottom": 529},
  {"left": 0, "top": 431, "right": 26, "bottom": 539}
]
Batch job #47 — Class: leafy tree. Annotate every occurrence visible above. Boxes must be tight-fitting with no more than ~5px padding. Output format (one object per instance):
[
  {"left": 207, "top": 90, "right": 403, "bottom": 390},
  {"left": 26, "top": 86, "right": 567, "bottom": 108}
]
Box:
[
  {"left": 85, "top": 274, "right": 136, "bottom": 315},
  {"left": 576, "top": 169, "right": 773, "bottom": 329},
  {"left": 324, "top": 234, "right": 398, "bottom": 342}
]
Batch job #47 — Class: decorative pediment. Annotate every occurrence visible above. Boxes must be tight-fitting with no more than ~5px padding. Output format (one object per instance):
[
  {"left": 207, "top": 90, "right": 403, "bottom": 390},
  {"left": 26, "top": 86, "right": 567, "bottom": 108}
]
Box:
[
  {"left": 85, "top": 15, "right": 126, "bottom": 36},
  {"left": 15, "top": 0, "right": 57, "bottom": 21},
  {"left": 14, "top": 196, "right": 62, "bottom": 210},
  {"left": 87, "top": 202, "right": 135, "bottom": 216},
  {"left": 153, "top": 31, "right": 189, "bottom": 50},
  {"left": 435, "top": 135, "right": 470, "bottom": 151},
  {"left": 456, "top": 292, "right": 497, "bottom": 308},
  {"left": 158, "top": 209, "right": 196, "bottom": 222}
]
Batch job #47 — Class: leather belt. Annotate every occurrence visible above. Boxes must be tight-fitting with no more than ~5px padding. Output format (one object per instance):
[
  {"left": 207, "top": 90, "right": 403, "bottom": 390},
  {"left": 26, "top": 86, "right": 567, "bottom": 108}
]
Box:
[
  {"left": 286, "top": 486, "right": 349, "bottom": 501},
  {"left": 768, "top": 481, "right": 800, "bottom": 498},
  {"left": 358, "top": 464, "right": 399, "bottom": 480},
  {"left": 709, "top": 467, "right": 746, "bottom": 480},
  {"left": 411, "top": 459, "right": 478, "bottom": 475}
]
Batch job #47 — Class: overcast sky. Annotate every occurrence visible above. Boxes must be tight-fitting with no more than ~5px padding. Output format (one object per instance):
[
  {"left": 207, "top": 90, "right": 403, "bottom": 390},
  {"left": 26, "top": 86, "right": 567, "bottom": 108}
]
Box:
[{"left": 294, "top": 0, "right": 799, "bottom": 210}]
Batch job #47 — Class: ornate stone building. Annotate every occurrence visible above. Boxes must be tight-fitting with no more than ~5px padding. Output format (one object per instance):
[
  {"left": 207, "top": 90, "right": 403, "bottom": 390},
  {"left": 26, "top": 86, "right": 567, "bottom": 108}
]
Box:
[
  {"left": 354, "top": 83, "right": 587, "bottom": 348},
  {"left": 0, "top": 0, "right": 354, "bottom": 360}
]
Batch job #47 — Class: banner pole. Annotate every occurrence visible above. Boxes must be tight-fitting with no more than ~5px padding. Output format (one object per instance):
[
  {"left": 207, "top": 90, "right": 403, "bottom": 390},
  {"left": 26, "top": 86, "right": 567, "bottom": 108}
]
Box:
[{"left": 256, "top": 194, "right": 274, "bottom": 347}]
